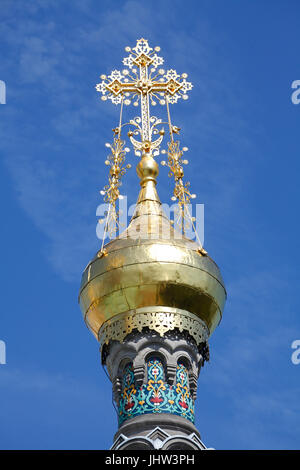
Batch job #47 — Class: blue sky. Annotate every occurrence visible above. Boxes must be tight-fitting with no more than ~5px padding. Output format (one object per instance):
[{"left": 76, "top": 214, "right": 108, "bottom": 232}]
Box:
[{"left": 0, "top": 0, "right": 300, "bottom": 449}]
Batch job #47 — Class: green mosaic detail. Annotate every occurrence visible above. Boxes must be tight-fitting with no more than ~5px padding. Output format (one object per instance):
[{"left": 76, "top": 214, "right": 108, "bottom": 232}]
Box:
[{"left": 118, "top": 358, "right": 194, "bottom": 425}]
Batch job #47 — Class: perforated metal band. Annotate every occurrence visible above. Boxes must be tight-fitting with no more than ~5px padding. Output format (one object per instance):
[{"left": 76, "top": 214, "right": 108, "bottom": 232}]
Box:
[{"left": 98, "top": 307, "right": 209, "bottom": 349}]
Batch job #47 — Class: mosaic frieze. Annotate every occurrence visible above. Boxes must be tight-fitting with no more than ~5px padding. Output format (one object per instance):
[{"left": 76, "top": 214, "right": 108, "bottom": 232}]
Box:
[{"left": 118, "top": 358, "right": 194, "bottom": 425}]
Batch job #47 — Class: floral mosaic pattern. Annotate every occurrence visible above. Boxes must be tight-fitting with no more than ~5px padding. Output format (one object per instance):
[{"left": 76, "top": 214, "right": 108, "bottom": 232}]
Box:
[{"left": 118, "top": 358, "right": 194, "bottom": 425}]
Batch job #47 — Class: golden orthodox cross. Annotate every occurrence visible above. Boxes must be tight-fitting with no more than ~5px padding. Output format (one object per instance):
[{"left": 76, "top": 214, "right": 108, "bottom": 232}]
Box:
[{"left": 96, "top": 38, "right": 193, "bottom": 153}]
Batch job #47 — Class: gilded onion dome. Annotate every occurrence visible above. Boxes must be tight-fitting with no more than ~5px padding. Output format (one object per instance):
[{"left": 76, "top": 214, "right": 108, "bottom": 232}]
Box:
[{"left": 79, "top": 154, "right": 226, "bottom": 360}]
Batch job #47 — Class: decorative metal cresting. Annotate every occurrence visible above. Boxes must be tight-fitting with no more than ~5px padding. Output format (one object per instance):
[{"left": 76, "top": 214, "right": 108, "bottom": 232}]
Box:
[{"left": 96, "top": 38, "right": 199, "bottom": 237}]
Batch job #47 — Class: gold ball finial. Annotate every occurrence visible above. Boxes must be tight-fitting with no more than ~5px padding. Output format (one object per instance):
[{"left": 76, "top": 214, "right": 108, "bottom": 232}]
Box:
[{"left": 136, "top": 154, "right": 159, "bottom": 184}]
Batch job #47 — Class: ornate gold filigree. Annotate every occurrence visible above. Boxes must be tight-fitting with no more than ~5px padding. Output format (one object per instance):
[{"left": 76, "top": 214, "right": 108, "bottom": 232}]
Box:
[
  {"left": 153, "top": 94, "right": 198, "bottom": 235},
  {"left": 95, "top": 38, "right": 192, "bottom": 153},
  {"left": 98, "top": 309, "right": 209, "bottom": 350},
  {"left": 95, "top": 39, "right": 197, "bottom": 238},
  {"left": 161, "top": 140, "right": 196, "bottom": 234},
  {"left": 98, "top": 137, "right": 131, "bottom": 237}
]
